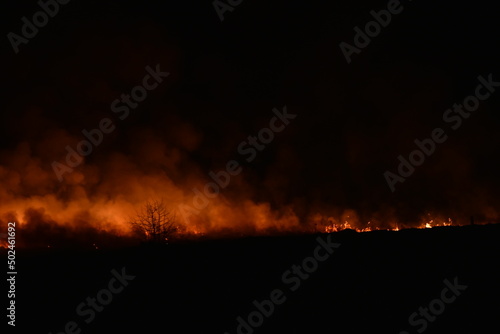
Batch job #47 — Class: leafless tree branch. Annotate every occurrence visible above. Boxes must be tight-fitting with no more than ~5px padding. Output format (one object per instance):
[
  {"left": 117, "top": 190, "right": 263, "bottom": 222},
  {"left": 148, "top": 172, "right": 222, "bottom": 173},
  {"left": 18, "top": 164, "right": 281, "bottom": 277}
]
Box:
[{"left": 130, "top": 200, "right": 178, "bottom": 243}]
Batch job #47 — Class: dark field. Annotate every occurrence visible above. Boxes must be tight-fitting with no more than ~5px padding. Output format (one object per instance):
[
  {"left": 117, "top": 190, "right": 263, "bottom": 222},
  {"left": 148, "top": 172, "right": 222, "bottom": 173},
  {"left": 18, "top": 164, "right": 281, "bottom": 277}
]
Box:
[{"left": 11, "top": 224, "right": 500, "bottom": 333}]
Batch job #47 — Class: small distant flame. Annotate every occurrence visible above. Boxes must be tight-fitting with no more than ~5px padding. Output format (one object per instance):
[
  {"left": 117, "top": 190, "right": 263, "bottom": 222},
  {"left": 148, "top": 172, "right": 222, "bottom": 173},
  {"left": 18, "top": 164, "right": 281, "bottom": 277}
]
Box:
[
  {"left": 187, "top": 229, "right": 204, "bottom": 236},
  {"left": 324, "top": 220, "right": 360, "bottom": 233},
  {"left": 421, "top": 218, "right": 453, "bottom": 229},
  {"left": 321, "top": 217, "right": 458, "bottom": 234}
]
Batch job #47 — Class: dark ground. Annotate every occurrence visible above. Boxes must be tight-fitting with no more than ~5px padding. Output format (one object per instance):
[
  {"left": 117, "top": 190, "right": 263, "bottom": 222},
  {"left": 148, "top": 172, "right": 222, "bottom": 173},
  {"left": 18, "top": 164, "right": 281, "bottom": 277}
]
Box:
[{"left": 8, "top": 224, "right": 500, "bottom": 333}]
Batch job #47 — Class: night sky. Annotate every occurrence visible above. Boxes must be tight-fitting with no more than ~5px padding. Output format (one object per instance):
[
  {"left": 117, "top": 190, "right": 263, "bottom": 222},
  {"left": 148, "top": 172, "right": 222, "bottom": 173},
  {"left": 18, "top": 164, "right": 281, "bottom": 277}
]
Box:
[{"left": 1, "top": 0, "right": 500, "bottom": 237}]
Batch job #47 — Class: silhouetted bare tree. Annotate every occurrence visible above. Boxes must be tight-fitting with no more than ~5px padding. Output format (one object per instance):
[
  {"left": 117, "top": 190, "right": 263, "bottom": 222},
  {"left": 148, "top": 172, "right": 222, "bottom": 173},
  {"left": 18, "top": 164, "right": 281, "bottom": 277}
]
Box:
[{"left": 130, "top": 200, "right": 178, "bottom": 243}]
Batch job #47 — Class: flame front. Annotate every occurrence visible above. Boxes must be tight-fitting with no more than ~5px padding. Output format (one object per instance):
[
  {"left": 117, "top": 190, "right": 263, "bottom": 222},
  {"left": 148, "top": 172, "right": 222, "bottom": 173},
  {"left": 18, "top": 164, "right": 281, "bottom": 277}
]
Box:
[{"left": 0, "top": 129, "right": 497, "bottom": 245}]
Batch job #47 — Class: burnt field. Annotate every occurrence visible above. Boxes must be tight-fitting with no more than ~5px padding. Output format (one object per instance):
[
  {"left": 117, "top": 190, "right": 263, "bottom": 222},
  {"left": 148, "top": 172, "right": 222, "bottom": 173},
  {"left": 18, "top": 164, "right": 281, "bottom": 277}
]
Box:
[{"left": 10, "top": 223, "right": 500, "bottom": 333}]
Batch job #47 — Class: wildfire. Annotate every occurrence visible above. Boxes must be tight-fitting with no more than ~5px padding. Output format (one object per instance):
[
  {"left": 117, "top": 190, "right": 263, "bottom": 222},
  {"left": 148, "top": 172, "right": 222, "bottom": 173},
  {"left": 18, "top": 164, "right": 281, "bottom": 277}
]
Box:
[
  {"left": 324, "top": 221, "right": 354, "bottom": 233},
  {"left": 0, "top": 179, "right": 494, "bottom": 247},
  {"left": 320, "top": 216, "right": 459, "bottom": 234},
  {"left": 189, "top": 229, "right": 203, "bottom": 235}
]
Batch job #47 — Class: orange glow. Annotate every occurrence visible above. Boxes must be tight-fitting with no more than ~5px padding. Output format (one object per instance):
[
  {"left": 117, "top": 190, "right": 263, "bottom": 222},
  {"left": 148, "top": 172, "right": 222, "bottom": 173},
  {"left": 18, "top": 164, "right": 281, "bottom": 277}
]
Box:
[
  {"left": 0, "top": 146, "right": 496, "bottom": 246},
  {"left": 0, "top": 113, "right": 498, "bottom": 249}
]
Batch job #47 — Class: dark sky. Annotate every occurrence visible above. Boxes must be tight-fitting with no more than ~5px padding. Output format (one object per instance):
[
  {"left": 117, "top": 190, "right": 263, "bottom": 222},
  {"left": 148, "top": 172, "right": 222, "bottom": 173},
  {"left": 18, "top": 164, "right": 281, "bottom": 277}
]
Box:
[{"left": 1, "top": 0, "right": 499, "bottom": 233}]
